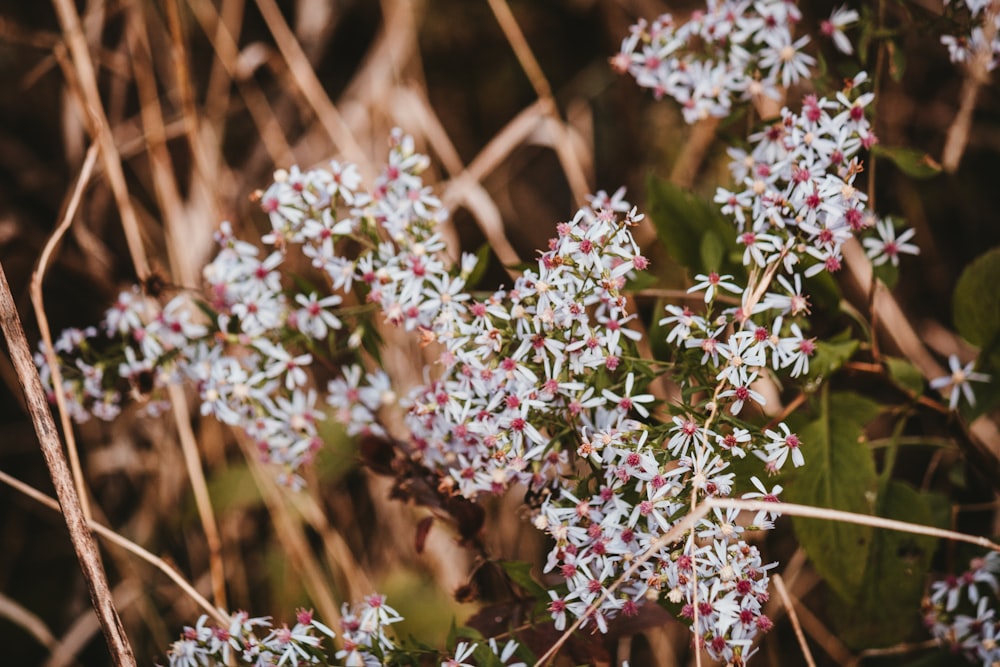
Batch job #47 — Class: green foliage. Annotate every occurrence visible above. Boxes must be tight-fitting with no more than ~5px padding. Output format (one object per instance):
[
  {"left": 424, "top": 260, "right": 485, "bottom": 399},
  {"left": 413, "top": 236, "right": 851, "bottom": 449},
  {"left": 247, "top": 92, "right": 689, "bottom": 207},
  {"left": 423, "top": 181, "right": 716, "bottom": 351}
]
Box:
[
  {"left": 646, "top": 175, "right": 744, "bottom": 279},
  {"left": 885, "top": 356, "right": 925, "bottom": 397},
  {"left": 829, "top": 480, "right": 941, "bottom": 648},
  {"left": 809, "top": 334, "right": 859, "bottom": 379},
  {"left": 784, "top": 388, "right": 881, "bottom": 602},
  {"left": 205, "top": 464, "right": 264, "bottom": 513},
  {"left": 465, "top": 242, "right": 493, "bottom": 290},
  {"left": 954, "top": 247, "right": 1000, "bottom": 350},
  {"left": 497, "top": 560, "right": 550, "bottom": 615},
  {"left": 872, "top": 145, "right": 943, "bottom": 179},
  {"left": 953, "top": 247, "right": 1000, "bottom": 417}
]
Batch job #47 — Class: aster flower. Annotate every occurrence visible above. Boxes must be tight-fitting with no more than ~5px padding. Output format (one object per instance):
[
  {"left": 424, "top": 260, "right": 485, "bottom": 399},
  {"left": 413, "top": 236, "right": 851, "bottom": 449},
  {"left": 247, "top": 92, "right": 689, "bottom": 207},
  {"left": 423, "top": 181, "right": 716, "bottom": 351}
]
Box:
[
  {"left": 862, "top": 217, "right": 920, "bottom": 267},
  {"left": 821, "top": 6, "right": 860, "bottom": 55},
  {"left": 929, "top": 354, "right": 992, "bottom": 409}
]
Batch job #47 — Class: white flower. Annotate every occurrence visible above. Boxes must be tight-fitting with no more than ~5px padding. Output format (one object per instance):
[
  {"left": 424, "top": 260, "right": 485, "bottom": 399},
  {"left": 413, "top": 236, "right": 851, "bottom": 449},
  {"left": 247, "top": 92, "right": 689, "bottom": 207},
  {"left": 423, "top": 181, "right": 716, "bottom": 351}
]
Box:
[
  {"left": 688, "top": 272, "right": 743, "bottom": 303},
  {"left": 929, "top": 354, "right": 991, "bottom": 410},
  {"left": 862, "top": 218, "right": 920, "bottom": 267},
  {"left": 821, "top": 6, "right": 859, "bottom": 55}
]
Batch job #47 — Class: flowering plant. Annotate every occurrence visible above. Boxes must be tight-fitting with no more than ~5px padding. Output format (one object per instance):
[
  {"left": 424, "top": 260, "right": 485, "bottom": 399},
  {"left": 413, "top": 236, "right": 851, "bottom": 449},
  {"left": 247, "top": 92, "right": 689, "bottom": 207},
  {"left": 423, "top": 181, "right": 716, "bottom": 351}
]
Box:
[{"left": 17, "top": 1, "right": 1000, "bottom": 666}]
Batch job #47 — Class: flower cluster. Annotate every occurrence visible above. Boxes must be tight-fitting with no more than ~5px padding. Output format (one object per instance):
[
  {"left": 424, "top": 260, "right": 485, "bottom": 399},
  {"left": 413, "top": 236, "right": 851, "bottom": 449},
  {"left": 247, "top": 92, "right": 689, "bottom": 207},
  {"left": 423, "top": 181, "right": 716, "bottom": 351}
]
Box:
[
  {"left": 165, "top": 608, "right": 335, "bottom": 667},
  {"left": 385, "top": 88, "right": 904, "bottom": 656},
  {"left": 115, "top": 79, "right": 897, "bottom": 661},
  {"left": 613, "top": 1, "right": 853, "bottom": 123},
  {"left": 36, "top": 130, "right": 466, "bottom": 486},
  {"left": 164, "top": 597, "right": 527, "bottom": 667},
  {"left": 402, "top": 186, "right": 647, "bottom": 496},
  {"left": 924, "top": 551, "right": 1000, "bottom": 666},
  {"left": 942, "top": 0, "right": 1000, "bottom": 70},
  {"left": 43, "top": 80, "right": 913, "bottom": 662},
  {"left": 714, "top": 72, "right": 895, "bottom": 279}
]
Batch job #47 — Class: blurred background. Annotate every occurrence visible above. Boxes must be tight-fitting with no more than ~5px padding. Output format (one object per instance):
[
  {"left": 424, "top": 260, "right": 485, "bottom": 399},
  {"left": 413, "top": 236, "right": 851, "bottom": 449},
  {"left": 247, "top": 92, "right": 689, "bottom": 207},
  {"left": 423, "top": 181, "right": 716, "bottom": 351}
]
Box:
[{"left": 1, "top": 0, "right": 999, "bottom": 665}]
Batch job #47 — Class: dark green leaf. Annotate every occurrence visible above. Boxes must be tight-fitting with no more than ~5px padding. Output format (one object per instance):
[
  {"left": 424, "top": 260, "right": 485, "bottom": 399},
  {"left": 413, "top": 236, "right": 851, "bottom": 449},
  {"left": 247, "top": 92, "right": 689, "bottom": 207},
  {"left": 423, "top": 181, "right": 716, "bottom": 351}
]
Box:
[
  {"left": 646, "top": 175, "right": 745, "bottom": 279},
  {"left": 625, "top": 269, "right": 659, "bottom": 293},
  {"left": 872, "top": 145, "right": 942, "bottom": 179},
  {"left": 699, "top": 231, "right": 725, "bottom": 274},
  {"left": 497, "top": 560, "right": 548, "bottom": 602},
  {"left": 465, "top": 242, "right": 492, "bottom": 290},
  {"left": 784, "top": 388, "right": 880, "bottom": 602},
  {"left": 809, "top": 337, "right": 859, "bottom": 378},
  {"left": 885, "top": 356, "right": 925, "bottom": 396},
  {"left": 829, "top": 481, "right": 940, "bottom": 648},
  {"left": 802, "top": 268, "right": 842, "bottom": 311},
  {"left": 872, "top": 259, "right": 900, "bottom": 290},
  {"left": 953, "top": 247, "right": 1000, "bottom": 349},
  {"left": 889, "top": 40, "right": 907, "bottom": 82}
]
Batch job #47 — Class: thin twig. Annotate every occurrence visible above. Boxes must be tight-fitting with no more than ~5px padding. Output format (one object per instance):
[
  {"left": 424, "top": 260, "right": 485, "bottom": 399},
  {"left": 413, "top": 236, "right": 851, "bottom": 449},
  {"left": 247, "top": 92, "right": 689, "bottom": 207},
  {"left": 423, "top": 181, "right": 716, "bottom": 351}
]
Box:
[
  {"left": 29, "top": 142, "right": 100, "bottom": 524},
  {"left": 0, "top": 591, "right": 58, "bottom": 650},
  {"left": 941, "top": 0, "right": 1000, "bottom": 172},
  {"left": 254, "top": 0, "right": 370, "bottom": 175},
  {"left": 235, "top": 433, "right": 344, "bottom": 644},
  {"left": 772, "top": 574, "right": 817, "bottom": 667},
  {"left": 0, "top": 468, "right": 225, "bottom": 626},
  {"left": 853, "top": 638, "right": 940, "bottom": 664},
  {"left": 168, "top": 383, "right": 228, "bottom": 610},
  {"left": 0, "top": 262, "right": 137, "bottom": 667},
  {"left": 186, "top": 0, "right": 295, "bottom": 166},
  {"left": 51, "top": 0, "right": 150, "bottom": 280},
  {"left": 707, "top": 498, "right": 1000, "bottom": 551},
  {"left": 485, "top": 0, "right": 592, "bottom": 206}
]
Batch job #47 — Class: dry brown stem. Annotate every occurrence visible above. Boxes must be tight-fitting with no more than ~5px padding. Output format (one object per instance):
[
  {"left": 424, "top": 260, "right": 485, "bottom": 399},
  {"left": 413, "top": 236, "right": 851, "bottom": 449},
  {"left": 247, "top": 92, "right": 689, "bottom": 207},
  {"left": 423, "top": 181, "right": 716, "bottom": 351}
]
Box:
[
  {"left": 0, "top": 262, "right": 137, "bottom": 666},
  {"left": 0, "top": 469, "right": 225, "bottom": 626},
  {"left": 486, "top": 0, "right": 593, "bottom": 206},
  {"left": 51, "top": 0, "right": 150, "bottom": 280},
  {"left": 30, "top": 142, "right": 100, "bottom": 524},
  {"left": 772, "top": 574, "right": 818, "bottom": 667},
  {"left": 942, "top": 1, "right": 1000, "bottom": 172},
  {"left": 254, "top": 0, "right": 370, "bottom": 174}
]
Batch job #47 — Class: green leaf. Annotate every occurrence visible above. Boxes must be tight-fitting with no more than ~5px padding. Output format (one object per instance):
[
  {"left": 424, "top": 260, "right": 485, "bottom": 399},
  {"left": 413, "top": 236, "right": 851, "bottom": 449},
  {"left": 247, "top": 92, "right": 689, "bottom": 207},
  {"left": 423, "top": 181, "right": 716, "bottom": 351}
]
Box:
[
  {"left": 829, "top": 481, "right": 940, "bottom": 648},
  {"left": 465, "top": 242, "right": 492, "bottom": 290},
  {"left": 699, "top": 231, "right": 725, "bottom": 274},
  {"left": 784, "top": 388, "right": 881, "bottom": 602},
  {"left": 889, "top": 39, "right": 907, "bottom": 82},
  {"left": 646, "top": 175, "right": 744, "bottom": 279},
  {"left": 885, "top": 356, "right": 925, "bottom": 396},
  {"left": 497, "top": 560, "right": 548, "bottom": 602},
  {"left": 953, "top": 247, "right": 1000, "bottom": 349},
  {"left": 809, "top": 337, "right": 859, "bottom": 378},
  {"left": 872, "top": 259, "right": 900, "bottom": 290},
  {"left": 871, "top": 145, "right": 942, "bottom": 179},
  {"left": 802, "top": 269, "right": 842, "bottom": 311}
]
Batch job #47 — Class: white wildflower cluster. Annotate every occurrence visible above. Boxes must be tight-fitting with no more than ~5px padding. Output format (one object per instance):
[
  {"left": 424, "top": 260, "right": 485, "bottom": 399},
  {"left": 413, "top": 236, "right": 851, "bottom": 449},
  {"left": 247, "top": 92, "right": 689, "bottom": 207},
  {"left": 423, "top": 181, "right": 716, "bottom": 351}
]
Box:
[
  {"left": 165, "top": 608, "right": 335, "bottom": 667},
  {"left": 942, "top": 0, "right": 1000, "bottom": 70},
  {"left": 385, "top": 185, "right": 800, "bottom": 661},
  {"left": 35, "top": 130, "right": 470, "bottom": 486},
  {"left": 713, "top": 72, "right": 916, "bottom": 280},
  {"left": 535, "top": 74, "right": 912, "bottom": 663},
  {"left": 924, "top": 551, "right": 1000, "bottom": 666},
  {"left": 34, "top": 288, "right": 206, "bottom": 423},
  {"left": 334, "top": 594, "right": 402, "bottom": 665},
  {"left": 165, "top": 597, "right": 527, "bottom": 667},
  {"left": 613, "top": 0, "right": 817, "bottom": 123},
  {"left": 403, "top": 187, "right": 648, "bottom": 495}
]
